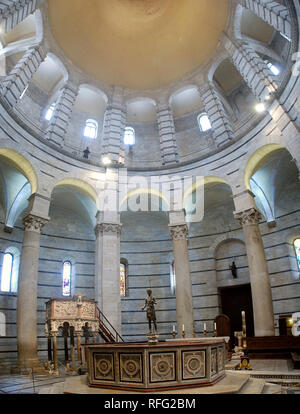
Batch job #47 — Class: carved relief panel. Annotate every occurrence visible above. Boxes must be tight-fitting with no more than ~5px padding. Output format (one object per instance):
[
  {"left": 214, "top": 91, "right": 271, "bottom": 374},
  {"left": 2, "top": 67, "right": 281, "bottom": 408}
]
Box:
[
  {"left": 81, "top": 302, "right": 96, "bottom": 319},
  {"left": 211, "top": 348, "right": 218, "bottom": 376},
  {"left": 149, "top": 352, "right": 176, "bottom": 383},
  {"left": 182, "top": 350, "right": 206, "bottom": 380},
  {"left": 218, "top": 346, "right": 225, "bottom": 372},
  {"left": 53, "top": 301, "right": 77, "bottom": 318},
  {"left": 119, "top": 353, "right": 143, "bottom": 383},
  {"left": 94, "top": 353, "right": 115, "bottom": 381}
]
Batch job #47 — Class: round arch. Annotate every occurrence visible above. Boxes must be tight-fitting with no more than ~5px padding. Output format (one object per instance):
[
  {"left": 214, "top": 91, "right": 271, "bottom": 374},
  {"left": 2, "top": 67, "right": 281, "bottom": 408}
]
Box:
[
  {"left": 52, "top": 178, "right": 99, "bottom": 209},
  {"left": 120, "top": 187, "right": 170, "bottom": 213},
  {"left": 0, "top": 148, "right": 38, "bottom": 194},
  {"left": 183, "top": 176, "right": 231, "bottom": 209},
  {"left": 210, "top": 234, "right": 245, "bottom": 258},
  {"left": 244, "top": 144, "right": 286, "bottom": 189}
]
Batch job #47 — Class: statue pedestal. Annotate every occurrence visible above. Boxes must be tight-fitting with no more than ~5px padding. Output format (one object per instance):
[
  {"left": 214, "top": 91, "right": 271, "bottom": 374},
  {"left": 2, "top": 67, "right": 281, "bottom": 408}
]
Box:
[{"left": 147, "top": 333, "right": 159, "bottom": 344}]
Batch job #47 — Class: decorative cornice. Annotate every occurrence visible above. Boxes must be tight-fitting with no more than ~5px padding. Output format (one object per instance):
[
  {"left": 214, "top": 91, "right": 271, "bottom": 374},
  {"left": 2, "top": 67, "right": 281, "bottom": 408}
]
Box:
[
  {"left": 234, "top": 208, "right": 262, "bottom": 226},
  {"left": 23, "top": 214, "right": 49, "bottom": 233},
  {"left": 94, "top": 223, "right": 122, "bottom": 236},
  {"left": 169, "top": 224, "right": 188, "bottom": 241}
]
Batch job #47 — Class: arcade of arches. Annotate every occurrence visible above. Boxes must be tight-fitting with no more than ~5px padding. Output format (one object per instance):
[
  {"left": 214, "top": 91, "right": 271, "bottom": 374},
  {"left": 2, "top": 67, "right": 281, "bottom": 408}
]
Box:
[{"left": 0, "top": 0, "right": 300, "bottom": 381}]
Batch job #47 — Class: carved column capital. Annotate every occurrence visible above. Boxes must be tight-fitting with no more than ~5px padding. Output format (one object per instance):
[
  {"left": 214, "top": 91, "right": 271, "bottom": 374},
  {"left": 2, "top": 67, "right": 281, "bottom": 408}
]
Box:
[
  {"left": 169, "top": 224, "right": 188, "bottom": 241},
  {"left": 234, "top": 208, "right": 262, "bottom": 226},
  {"left": 94, "top": 222, "right": 122, "bottom": 237},
  {"left": 23, "top": 214, "right": 49, "bottom": 233}
]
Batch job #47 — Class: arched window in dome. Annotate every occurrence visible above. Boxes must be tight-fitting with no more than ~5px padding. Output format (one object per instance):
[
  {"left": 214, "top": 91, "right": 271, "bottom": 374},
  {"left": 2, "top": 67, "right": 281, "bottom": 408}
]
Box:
[
  {"left": 170, "top": 261, "right": 176, "bottom": 295},
  {"left": 294, "top": 239, "right": 300, "bottom": 272},
  {"left": 198, "top": 113, "right": 212, "bottom": 132},
  {"left": 120, "top": 259, "right": 128, "bottom": 297},
  {"left": 45, "top": 102, "right": 56, "bottom": 121},
  {"left": 84, "top": 119, "right": 98, "bottom": 139},
  {"left": 62, "top": 261, "right": 72, "bottom": 297},
  {"left": 264, "top": 60, "right": 280, "bottom": 76},
  {"left": 0, "top": 248, "right": 20, "bottom": 293},
  {"left": 124, "top": 127, "right": 135, "bottom": 145}
]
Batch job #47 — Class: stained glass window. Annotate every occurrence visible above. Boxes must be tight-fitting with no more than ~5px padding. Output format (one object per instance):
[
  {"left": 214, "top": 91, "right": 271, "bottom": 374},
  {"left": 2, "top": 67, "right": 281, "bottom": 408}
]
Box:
[
  {"left": 62, "top": 261, "right": 71, "bottom": 297},
  {"left": 294, "top": 239, "right": 300, "bottom": 271},
  {"left": 1, "top": 253, "right": 13, "bottom": 292},
  {"left": 120, "top": 263, "right": 126, "bottom": 297}
]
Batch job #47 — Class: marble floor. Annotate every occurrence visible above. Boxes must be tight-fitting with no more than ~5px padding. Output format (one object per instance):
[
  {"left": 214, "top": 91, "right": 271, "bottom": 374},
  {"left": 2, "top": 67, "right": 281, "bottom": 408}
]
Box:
[{"left": 0, "top": 359, "right": 299, "bottom": 394}]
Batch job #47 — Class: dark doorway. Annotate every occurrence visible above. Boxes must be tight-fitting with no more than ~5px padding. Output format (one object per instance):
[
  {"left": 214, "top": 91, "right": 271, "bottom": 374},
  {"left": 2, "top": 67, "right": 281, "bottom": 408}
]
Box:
[{"left": 219, "top": 284, "right": 254, "bottom": 346}]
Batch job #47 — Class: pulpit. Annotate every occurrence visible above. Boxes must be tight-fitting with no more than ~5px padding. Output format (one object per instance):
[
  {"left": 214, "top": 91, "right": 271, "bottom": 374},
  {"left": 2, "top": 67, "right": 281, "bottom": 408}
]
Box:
[{"left": 45, "top": 295, "right": 99, "bottom": 374}]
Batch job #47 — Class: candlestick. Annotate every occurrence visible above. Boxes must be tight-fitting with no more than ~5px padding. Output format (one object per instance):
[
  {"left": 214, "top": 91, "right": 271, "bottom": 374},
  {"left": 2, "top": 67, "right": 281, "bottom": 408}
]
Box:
[{"left": 242, "top": 311, "right": 247, "bottom": 348}]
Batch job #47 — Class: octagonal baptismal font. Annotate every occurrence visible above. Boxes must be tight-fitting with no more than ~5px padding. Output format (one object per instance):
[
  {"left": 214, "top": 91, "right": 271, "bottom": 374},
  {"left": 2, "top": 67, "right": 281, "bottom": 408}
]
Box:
[{"left": 85, "top": 339, "right": 226, "bottom": 392}]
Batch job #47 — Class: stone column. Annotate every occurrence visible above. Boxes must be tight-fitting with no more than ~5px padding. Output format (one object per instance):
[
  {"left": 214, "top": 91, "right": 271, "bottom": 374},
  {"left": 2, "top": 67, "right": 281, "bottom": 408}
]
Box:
[
  {"left": 46, "top": 81, "right": 79, "bottom": 147},
  {"left": 236, "top": 0, "right": 291, "bottom": 39},
  {"left": 198, "top": 82, "right": 234, "bottom": 148},
  {"left": 157, "top": 97, "right": 179, "bottom": 166},
  {"left": 0, "top": 44, "right": 46, "bottom": 107},
  {"left": 224, "top": 35, "right": 278, "bottom": 102},
  {"left": 169, "top": 210, "right": 194, "bottom": 338},
  {"left": 51, "top": 332, "right": 59, "bottom": 375},
  {"left": 75, "top": 332, "right": 82, "bottom": 363},
  {"left": 102, "top": 86, "right": 126, "bottom": 164},
  {"left": 95, "top": 169, "right": 122, "bottom": 335},
  {"left": 0, "top": 0, "right": 39, "bottom": 34},
  {"left": 95, "top": 220, "right": 122, "bottom": 336},
  {"left": 17, "top": 212, "right": 49, "bottom": 367},
  {"left": 233, "top": 190, "right": 275, "bottom": 336},
  {"left": 70, "top": 326, "right": 75, "bottom": 367}
]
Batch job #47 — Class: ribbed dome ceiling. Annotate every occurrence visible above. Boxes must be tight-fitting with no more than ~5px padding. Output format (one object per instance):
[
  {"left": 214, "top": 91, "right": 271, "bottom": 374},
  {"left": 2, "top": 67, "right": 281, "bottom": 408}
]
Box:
[{"left": 48, "top": 0, "right": 229, "bottom": 90}]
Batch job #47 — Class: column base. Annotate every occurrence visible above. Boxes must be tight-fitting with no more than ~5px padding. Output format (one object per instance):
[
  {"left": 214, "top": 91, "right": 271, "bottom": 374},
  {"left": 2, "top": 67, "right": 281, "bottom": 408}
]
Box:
[{"left": 14, "top": 357, "right": 47, "bottom": 374}]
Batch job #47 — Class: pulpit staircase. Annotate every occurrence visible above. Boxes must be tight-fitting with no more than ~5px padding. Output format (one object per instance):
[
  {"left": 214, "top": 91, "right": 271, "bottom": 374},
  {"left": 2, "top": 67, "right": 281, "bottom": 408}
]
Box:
[{"left": 96, "top": 307, "right": 124, "bottom": 343}]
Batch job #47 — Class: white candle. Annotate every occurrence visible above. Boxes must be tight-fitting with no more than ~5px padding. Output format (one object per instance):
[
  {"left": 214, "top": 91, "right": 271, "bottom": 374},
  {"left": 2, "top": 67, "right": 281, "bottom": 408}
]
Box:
[
  {"left": 204, "top": 323, "right": 207, "bottom": 331},
  {"left": 173, "top": 325, "right": 175, "bottom": 332},
  {"left": 214, "top": 323, "right": 217, "bottom": 330},
  {"left": 182, "top": 325, "right": 185, "bottom": 332},
  {"left": 242, "top": 311, "right": 246, "bottom": 328}
]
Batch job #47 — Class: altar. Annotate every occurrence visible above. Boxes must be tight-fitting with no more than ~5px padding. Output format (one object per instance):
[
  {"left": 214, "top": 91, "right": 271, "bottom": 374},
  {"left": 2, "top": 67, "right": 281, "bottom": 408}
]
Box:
[{"left": 85, "top": 338, "right": 226, "bottom": 392}]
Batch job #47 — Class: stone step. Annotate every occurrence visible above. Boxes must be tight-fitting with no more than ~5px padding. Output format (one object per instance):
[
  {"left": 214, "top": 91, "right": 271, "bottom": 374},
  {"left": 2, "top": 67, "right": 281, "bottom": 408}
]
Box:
[
  {"left": 263, "top": 382, "right": 283, "bottom": 394},
  {"left": 238, "top": 378, "right": 265, "bottom": 394}
]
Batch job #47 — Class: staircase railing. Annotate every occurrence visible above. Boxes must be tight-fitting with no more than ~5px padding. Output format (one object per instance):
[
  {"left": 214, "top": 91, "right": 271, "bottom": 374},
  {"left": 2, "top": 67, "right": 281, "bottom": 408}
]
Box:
[{"left": 96, "top": 307, "right": 124, "bottom": 343}]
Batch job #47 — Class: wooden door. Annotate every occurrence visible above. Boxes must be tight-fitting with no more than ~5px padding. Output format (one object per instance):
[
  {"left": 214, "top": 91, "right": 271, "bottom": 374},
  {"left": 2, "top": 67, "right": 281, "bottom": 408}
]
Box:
[{"left": 219, "top": 284, "right": 254, "bottom": 345}]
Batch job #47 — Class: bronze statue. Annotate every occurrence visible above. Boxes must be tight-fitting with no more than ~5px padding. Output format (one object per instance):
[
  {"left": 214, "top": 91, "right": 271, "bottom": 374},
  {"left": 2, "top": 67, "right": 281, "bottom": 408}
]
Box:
[
  {"left": 229, "top": 261, "right": 238, "bottom": 279},
  {"left": 141, "top": 289, "right": 158, "bottom": 333}
]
